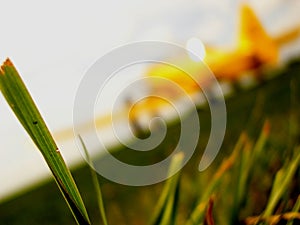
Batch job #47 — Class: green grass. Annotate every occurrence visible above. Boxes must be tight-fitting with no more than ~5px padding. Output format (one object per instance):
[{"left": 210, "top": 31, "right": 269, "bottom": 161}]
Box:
[
  {"left": 0, "top": 59, "right": 90, "bottom": 225},
  {"left": 79, "top": 136, "right": 108, "bottom": 225},
  {"left": 0, "top": 58, "right": 299, "bottom": 224}
]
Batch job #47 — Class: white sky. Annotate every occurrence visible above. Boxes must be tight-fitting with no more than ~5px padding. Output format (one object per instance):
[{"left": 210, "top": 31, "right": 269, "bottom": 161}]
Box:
[{"left": 0, "top": 0, "right": 300, "bottom": 200}]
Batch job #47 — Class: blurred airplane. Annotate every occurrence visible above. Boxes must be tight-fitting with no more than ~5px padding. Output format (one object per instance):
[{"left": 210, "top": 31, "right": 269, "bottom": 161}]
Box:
[
  {"left": 126, "top": 3, "right": 300, "bottom": 130},
  {"left": 54, "top": 4, "right": 300, "bottom": 141},
  {"left": 145, "top": 4, "right": 300, "bottom": 97}
]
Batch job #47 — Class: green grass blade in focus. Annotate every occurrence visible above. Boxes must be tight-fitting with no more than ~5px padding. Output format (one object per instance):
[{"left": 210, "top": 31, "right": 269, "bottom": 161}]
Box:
[{"left": 0, "top": 59, "right": 90, "bottom": 225}]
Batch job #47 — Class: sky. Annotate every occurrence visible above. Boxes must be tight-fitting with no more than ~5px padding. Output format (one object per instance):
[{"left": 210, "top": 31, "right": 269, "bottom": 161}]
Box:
[{"left": 0, "top": 0, "right": 300, "bottom": 199}]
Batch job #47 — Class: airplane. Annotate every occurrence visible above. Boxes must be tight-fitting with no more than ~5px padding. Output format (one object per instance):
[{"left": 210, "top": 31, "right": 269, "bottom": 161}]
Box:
[
  {"left": 122, "top": 3, "right": 300, "bottom": 130},
  {"left": 54, "top": 3, "right": 300, "bottom": 142},
  {"left": 144, "top": 4, "right": 300, "bottom": 97}
]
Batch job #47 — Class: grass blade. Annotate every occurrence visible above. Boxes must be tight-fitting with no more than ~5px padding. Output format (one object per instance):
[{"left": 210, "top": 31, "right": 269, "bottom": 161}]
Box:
[
  {"left": 230, "top": 121, "right": 270, "bottom": 224},
  {"left": 149, "top": 152, "right": 184, "bottom": 225},
  {"left": 244, "top": 212, "right": 300, "bottom": 225},
  {"left": 0, "top": 59, "right": 90, "bottom": 225},
  {"left": 185, "top": 132, "right": 246, "bottom": 225},
  {"left": 78, "top": 135, "right": 108, "bottom": 225},
  {"left": 287, "top": 195, "right": 300, "bottom": 225},
  {"left": 263, "top": 147, "right": 300, "bottom": 216}
]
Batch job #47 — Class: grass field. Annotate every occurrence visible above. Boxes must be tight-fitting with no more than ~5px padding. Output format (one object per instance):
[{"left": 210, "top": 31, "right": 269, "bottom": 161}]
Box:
[{"left": 0, "top": 58, "right": 299, "bottom": 225}]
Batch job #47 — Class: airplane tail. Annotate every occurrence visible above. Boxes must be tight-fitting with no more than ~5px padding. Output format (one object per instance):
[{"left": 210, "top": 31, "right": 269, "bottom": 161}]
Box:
[{"left": 238, "top": 4, "right": 279, "bottom": 65}]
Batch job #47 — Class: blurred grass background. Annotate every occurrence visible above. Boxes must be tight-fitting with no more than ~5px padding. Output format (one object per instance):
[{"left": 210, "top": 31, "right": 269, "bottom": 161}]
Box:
[{"left": 0, "top": 58, "right": 299, "bottom": 224}]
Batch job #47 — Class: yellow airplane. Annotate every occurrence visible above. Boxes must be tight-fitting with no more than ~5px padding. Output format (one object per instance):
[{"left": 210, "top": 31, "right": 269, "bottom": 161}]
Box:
[
  {"left": 204, "top": 4, "right": 299, "bottom": 81},
  {"left": 54, "top": 4, "right": 300, "bottom": 141},
  {"left": 145, "top": 4, "right": 300, "bottom": 96},
  {"left": 131, "top": 3, "right": 300, "bottom": 124}
]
